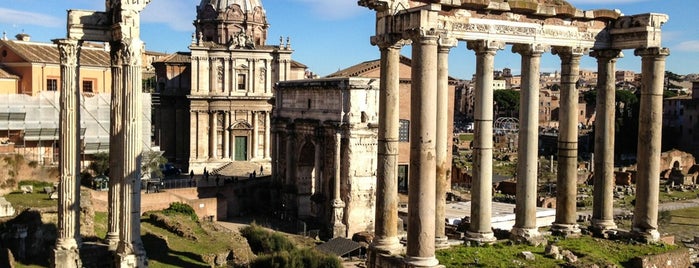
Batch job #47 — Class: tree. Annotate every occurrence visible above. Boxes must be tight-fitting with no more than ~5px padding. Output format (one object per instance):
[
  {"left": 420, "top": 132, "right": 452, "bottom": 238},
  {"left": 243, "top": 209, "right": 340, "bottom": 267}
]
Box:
[
  {"left": 88, "top": 152, "right": 109, "bottom": 176},
  {"left": 142, "top": 150, "right": 167, "bottom": 179},
  {"left": 493, "top": 89, "right": 519, "bottom": 117},
  {"left": 665, "top": 71, "right": 683, "bottom": 90}
]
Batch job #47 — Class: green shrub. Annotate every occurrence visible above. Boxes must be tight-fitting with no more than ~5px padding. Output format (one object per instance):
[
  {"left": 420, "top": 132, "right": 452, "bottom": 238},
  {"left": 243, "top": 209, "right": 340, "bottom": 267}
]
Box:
[
  {"left": 250, "top": 248, "right": 341, "bottom": 268},
  {"left": 240, "top": 223, "right": 294, "bottom": 254},
  {"left": 17, "top": 180, "right": 53, "bottom": 189},
  {"left": 162, "top": 202, "right": 198, "bottom": 222}
]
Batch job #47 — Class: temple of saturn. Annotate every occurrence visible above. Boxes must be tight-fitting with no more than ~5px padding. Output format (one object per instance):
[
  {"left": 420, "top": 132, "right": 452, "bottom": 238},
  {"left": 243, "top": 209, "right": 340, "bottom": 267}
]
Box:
[
  {"left": 359, "top": 0, "right": 669, "bottom": 267},
  {"left": 53, "top": 1, "right": 151, "bottom": 267}
]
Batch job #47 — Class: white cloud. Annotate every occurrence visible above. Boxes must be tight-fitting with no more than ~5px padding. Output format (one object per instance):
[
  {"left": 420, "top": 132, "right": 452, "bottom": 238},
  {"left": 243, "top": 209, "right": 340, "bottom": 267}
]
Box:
[
  {"left": 674, "top": 41, "right": 699, "bottom": 52},
  {"left": 292, "top": 0, "right": 365, "bottom": 20},
  {"left": 141, "top": 0, "right": 198, "bottom": 32},
  {"left": 0, "top": 7, "right": 62, "bottom": 28}
]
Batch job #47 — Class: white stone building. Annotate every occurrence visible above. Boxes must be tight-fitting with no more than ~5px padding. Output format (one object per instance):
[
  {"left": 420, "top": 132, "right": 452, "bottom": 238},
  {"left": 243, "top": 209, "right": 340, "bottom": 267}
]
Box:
[{"left": 153, "top": 0, "right": 307, "bottom": 172}]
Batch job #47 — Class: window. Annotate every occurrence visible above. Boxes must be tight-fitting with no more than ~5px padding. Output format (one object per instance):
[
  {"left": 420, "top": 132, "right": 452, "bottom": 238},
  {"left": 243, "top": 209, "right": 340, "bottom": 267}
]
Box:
[
  {"left": 47, "top": 79, "right": 57, "bottom": 91},
  {"left": 398, "top": 165, "right": 408, "bottom": 193},
  {"left": 237, "top": 74, "right": 246, "bottom": 91},
  {"left": 399, "top": 119, "right": 410, "bottom": 142},
  {"left": 83, "top": 80, "right": 93, "bottom": 93}
]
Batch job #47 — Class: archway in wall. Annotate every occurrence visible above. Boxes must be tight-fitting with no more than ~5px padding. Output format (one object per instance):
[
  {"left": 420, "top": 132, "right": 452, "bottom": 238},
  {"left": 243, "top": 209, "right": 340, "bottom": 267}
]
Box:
[
  {"left": 297, "top": 141, "right": 315, "bottom": 217},
  {"left": 231, "top": 121, "right": 252, "bottom": 161}
]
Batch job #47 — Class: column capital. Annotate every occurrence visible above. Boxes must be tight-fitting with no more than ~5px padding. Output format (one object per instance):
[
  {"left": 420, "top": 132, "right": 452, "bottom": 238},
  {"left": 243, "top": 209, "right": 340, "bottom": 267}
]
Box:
[
  {"left": 371, "top": 34, "right": 406, "bottom": 49},
  {"left": 634, "top": 47, "right": 670, "bottom": 58},
  {"left": 120, "top": 38, "right": 143, "bottom": 66},
  {"left": 552, "top": 46, "right": 587, "bottom": 63},
  {"left": 467, "top": 40, "right": 505, "bottom": 55},
  {"left": 590, "top": 49, "right": 623, "bottom": 60},
  {"left": 512, "top": 43, "right": 549, "bottom": 56},
  {"left": 404, "top": 28, "right": 439, "bottom": 45},
  {"left": 109, "top": 41, "right": 124, "bottom": 67},
  {"left": 53, "top": 39, "right": 81, "bottom": 67},
  {"left": 438, "top": 35, "right": 458, "bottom": 53}
]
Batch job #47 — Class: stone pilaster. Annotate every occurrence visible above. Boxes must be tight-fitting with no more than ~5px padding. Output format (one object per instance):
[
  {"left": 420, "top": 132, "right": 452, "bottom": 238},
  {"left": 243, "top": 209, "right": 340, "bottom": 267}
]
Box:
[
  {"left": 331, "top": 131, "right": 346, "bottom": 238},
  {"left": 405, "top": 29, "right": 440, "bottom": 268},
  {"left": 590, "top": 49, "right": 623, "bottom": 234},
  {"left": 632, "top": 47, "right": 669, "bottom": 242},
  {"left": 53, "top": 38, "right": 82, "bottom": 268},
  {"left": 209, "top": 111, "right": 217, "bottom": 159},
  {"left": 115, "top": 38, "right": 147, "bottom": 268},
  {"left": 107, "top": 40, "right": 123, "bottom": 252},
  {"left": 223, "top": 112, "right": 230, "bottom": 159},
  {"left": 511, "top": 43, "right": 548, "bottom": 243},
  {"left": 371, "top": 34, "right": 403, "bottom": 256},
  {"left": 264, "top": 111, "right": 271, "bottom": 159},
  {"left": 466, "top": 39, "right": 504, "bottom": 244},
  {"left": 252, "top": 111, "right": 259, "bottom": 159},
  {"left": 435, "top": 35, "right": 457, "bottom": 249},
  {"left": 551, "top": 46, "right": 586, "bottom": 236}
]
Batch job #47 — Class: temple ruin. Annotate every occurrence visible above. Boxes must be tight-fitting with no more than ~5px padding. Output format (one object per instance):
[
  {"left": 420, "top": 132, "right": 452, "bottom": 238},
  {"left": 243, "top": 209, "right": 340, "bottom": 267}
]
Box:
[{"left": 358, "top": 1, "right": 669, "bottom": 267}]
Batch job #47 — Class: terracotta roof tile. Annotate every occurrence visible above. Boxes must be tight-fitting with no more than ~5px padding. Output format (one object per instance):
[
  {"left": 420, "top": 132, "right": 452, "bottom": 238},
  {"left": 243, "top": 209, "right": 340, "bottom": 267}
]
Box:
[
  {"left": 155, "top": 52, "right": 191, "bottom": 64},
  {"left": 1, "top": 40, "right": 110, "bottom": 66}
]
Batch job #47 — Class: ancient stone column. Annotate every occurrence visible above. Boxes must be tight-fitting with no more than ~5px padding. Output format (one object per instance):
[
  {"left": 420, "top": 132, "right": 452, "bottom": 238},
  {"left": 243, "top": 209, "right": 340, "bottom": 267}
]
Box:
[
  {"left": 264, "top": 111, "right": 271, "bottom": 159},
  {"left": 551, "top": 46, "right": 585, "bottom": 236},
  {"left": 107, "top": 40, "right": 123, "bottom": 252},
  {"left": 53, "top": 38, "right": 82, "bottom": 268},
  {"left": 466, "top": 40, "right": 504, "bottom": 244},
  {"left": 436, "top": 36, "right": 457, "bottom": 249},
  {"left": 331, "top": 131, "right": 346, "bottom": 238},
  {"left": 590, "top": 49, "right": 623, "bottom": 234},
  {"left": 405, "top": 29, "right": 440, "bottom": 267},
  {"left": 632, "top": 47, "right": 669, "bottom": 242},
  {"left": 209, "top": 111, "right": 217, "bottom": 159},
  {"left": 512, "top": 44, "right": 547, "bottom": 242},
  {"left": 371, "top": 35, "right": 403, "bottom": 255},
  {"left": 116, "top": 38, "right": 147, "bottom": 267}
]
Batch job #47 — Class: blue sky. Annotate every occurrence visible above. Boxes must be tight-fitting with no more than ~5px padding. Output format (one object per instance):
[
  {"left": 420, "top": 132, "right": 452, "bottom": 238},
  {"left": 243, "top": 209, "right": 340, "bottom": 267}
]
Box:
[{"left": 1, "top": 0, "right": 697, "bottom": 79}]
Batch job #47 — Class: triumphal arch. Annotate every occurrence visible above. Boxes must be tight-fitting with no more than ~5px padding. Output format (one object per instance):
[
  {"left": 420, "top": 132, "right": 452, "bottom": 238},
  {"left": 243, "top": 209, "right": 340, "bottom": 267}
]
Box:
[
  {"left": 359, "top": 0, "right": 668, "bottom": 267},
  {"left": 53, "top": 1, "right": 151, "bottom": 267}
]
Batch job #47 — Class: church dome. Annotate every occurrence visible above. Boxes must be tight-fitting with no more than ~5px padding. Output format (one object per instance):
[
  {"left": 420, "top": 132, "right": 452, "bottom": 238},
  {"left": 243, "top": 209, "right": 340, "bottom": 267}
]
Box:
[{"left": 195, "top": 0, "right": 268, "bottom": 47}]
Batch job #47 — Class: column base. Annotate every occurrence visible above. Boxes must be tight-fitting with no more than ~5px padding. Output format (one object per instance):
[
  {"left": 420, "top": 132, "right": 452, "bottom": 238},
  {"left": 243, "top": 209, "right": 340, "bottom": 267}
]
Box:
[
  {"left": 464, "top": 230, "right": 496, "bottom": 244},
  {"left": 590, "top": 219, "right": 617, "bottom": 237},
  {"left": 551, "top": 223, "right": 581, "bottom": 237},
  {"left": 510, "top": 227, "right": 546, "bottom": 245},
  {"left": 435, "top": 236, "right": 450, "bottom": 249},
  {"left": 370, "top": 237, "right": 403, "bottom": 255},
  {"left": 53, "top": 247, "right": 82, "bottom": 268},
  {"left": 105, "top": 232, "right": 120, "bottom": 251},
  {"left": 404, "top": 256, "right": 442, "bottom": 268},
  {"left": 631, "top": 228, "right": 660, "bottom": 243},
  {"left": 331, "top": 224, "right": 347, "bottom": 238}
]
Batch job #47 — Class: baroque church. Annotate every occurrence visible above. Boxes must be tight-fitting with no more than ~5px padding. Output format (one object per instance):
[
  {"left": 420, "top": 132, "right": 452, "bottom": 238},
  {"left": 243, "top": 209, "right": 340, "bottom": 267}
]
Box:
[{"left": 153, "top": 0, "right": 307, "bottom": 172}]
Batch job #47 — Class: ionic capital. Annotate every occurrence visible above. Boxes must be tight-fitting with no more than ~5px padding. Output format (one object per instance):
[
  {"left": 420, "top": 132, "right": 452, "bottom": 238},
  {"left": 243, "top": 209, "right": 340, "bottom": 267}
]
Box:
[
  {"left": 634, "top": 47, "right": 670, "bottom": 58},
  {"left": 512, "top": 43, "right": 549, "bottom": 57},
  {"left": 438, "top": 35, "right": 458, "bottom": 53},
  {"left": 371, "top": 34, "right": 405, "bottom": 50},
  {"left": 53, "top": 39, "right": 81, "bottom": 67},
  {"left": 404, "top": 28, "right": 439, "bottom": 45},
  {"left": 590, "top": 49, "right": 623, "bottom": 61},
  {"left": 466, "top": 40, "right": 505, "bottom": 55},
  {"left": 552, "top": 46, "right": 588, "bottom": 63}
]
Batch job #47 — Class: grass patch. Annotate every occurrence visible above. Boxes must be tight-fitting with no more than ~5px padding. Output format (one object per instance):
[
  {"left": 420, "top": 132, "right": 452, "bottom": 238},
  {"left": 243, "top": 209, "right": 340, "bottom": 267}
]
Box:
[
  {"left": 436, "top": 236, "right": 676, "bottom": 267},
  {"left": 459, "top": 133, "right": 474, "bottom": 142},
  {"left": 93, "top": 211, "right": 107, "bottom": 239},
  {"left": 660, "top": 206, "right": 699, "bottom": 242},
  {"left": 3, "top": 191, "right": 56, "bottom": 210},
  {"left": 659, "top": 189, "right": 699, "bottom": 203}
]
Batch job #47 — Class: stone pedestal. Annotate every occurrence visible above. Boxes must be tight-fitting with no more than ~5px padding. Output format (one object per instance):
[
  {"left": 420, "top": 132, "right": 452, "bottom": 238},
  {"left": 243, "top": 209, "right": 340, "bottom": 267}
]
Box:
[{"left": 53, "top": 248, "right": 81, "bottom": 268}]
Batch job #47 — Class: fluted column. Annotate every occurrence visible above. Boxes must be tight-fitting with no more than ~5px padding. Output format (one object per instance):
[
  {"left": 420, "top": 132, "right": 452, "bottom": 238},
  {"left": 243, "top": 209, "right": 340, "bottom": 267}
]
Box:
[
  {"left": 405, "top": 29, "right": 440, "bottom": 267},
  {"left": 331, "top": 131, "right": 346, "bottom": 237},
  {"left": 436, "top": 36, "right": 457, "bottom": 249},
  {"left": 209, "top": 111, "right": 217, "bottom": 159},
  {"left": 371, "top": 35, "right": 403, "bottom": 255},
  {"left": 633, "top": 47, "right": 669, "bottom": 242},
  {"left": 466, "top": 40, "right": 504, "bottom": 243},
  {"left": 223, "top": 111, "right": 230, "bottom": 159},
  {"left": 53, "top": 38, "right": 82, "bottom": 268},
  {"left": 107, "top": 40, "right": 123, "bottom": 252},
  {"left": 116, "top": 37, "right": 147, "bottom": 267},
  {"left": 590, "top": 49, "right": 623, "bottom": 234},
  {"left": 264, "top": 111, "right": 271, "bottom": 159},
  {"left": 551, "top": 46, "right": 585, "bottom": 236},
  {"left": 512, "top": 43, "right": 547, "bottom": 242}
]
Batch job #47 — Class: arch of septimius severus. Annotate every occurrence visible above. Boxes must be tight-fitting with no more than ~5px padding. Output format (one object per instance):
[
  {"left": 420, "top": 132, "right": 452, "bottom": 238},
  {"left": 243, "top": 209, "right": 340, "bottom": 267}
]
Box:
[
  {"left": 359, "top": 0, "right": 668, "bottom": 267},
  {"left": 54, "top": 1, "right": 151, "bottom": 267}
]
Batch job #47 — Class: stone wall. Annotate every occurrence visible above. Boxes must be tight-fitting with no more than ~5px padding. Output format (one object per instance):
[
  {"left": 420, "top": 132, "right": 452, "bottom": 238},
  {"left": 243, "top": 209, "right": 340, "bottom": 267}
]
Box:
[{"left": 629, "top": 248, "right": 691, "bottom": 268}]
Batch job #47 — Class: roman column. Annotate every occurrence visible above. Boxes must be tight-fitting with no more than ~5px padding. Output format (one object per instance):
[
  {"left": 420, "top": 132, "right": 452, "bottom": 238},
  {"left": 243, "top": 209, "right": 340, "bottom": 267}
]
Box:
[
  {"left": 371, "top": 34, "right": 403, "bottom": 255},
  {"left": 512, "top": 43, "right": 547, "bottom": 242},
  {"left": 116, "top": 37, "right": 147, "bottom": 267},
  {"left": 436, "top": 36, "right": 457, "bottom": 249},
  {"left": 107, "top": 40, "right": 123, "bottom": 252},
  {"left": 53, "top": 38, "right": 82, "bottom": 268},
  {"left": 405, "top": 28, "right": 440, "bottom": 267},
  {"left": 223, "top": 111, "right": 230, "bottom": 159},
  {"left": 632, "top": 47, "right": 669, "bottom": 242},
  {"left": 331, "top": 131, "right": 346, "bottom": 237},
  {"left": 209, "top": 111, "right": 217, "bottom": 159},
  {"left": 264, "top": 111, "right": 271, "bottom": 159},
  {"left": 590, "top": 49, "right": 623, "bottom": 234},
  {"left": 465, "top": 40, "right": 504, "bottom": 244},
  {"left": 551, "top": 46, "right": 585, "bottom": 236}
]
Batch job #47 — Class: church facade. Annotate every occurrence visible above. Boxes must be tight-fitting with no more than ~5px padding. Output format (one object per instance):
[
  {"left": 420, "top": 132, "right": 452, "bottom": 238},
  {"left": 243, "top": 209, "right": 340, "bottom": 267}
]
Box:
[{"left": 153, "top": 0, "right": 307, "bottom": 172}]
